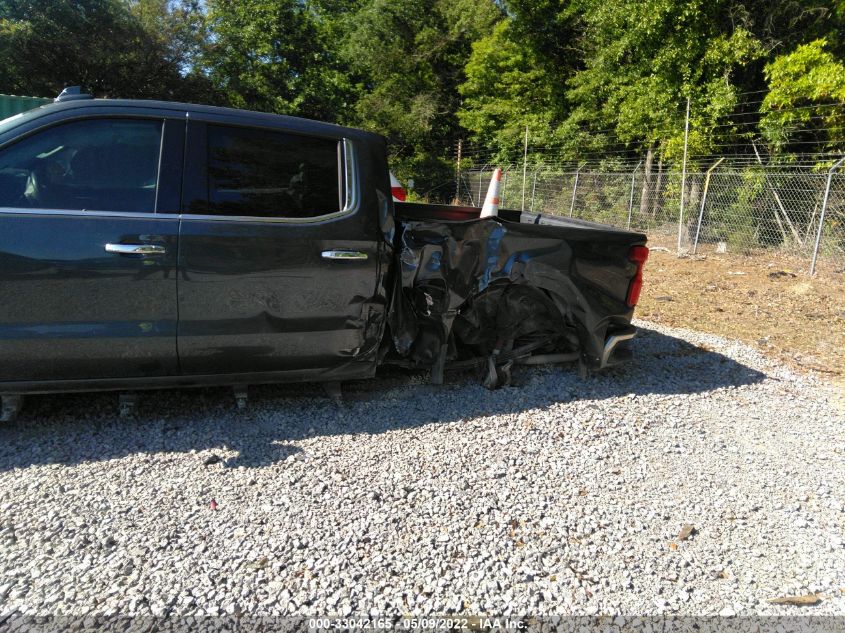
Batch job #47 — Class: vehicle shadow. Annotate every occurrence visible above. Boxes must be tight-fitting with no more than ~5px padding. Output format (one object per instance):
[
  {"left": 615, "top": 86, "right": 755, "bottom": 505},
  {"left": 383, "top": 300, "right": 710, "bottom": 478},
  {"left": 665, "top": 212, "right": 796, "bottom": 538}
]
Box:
[{"left": 0, "top": 325, "right": 768, "bottom": 472}]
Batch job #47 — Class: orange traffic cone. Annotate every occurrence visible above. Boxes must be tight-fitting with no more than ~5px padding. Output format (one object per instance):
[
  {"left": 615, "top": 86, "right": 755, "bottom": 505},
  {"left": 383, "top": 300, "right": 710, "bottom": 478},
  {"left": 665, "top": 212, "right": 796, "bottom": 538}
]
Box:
[{"left": 480, "top": 168, "right": 502, "bottom": 218}]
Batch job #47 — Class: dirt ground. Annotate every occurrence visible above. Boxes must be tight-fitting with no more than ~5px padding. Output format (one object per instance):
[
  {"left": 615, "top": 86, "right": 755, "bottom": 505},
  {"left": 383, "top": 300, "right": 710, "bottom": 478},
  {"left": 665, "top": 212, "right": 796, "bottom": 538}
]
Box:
[{"left": 636, "top": 247, "right": 845, "bottom": 391}]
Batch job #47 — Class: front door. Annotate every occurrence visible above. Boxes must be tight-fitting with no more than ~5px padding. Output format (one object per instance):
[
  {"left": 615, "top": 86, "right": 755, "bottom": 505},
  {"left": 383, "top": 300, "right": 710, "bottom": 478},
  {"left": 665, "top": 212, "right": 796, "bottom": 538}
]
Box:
[
  {"left": 176, "top": 119, "right": 385, "bottom": 377},
  {"left": 0, "top": 116, "right": 183, "bottom": 382}
]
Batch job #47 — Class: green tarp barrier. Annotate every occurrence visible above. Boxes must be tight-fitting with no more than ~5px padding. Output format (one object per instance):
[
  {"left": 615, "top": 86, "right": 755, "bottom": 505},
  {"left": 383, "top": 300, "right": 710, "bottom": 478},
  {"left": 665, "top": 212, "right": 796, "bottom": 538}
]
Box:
[{"left": 0, "top": 94, "right": 50, "bottom": 119}]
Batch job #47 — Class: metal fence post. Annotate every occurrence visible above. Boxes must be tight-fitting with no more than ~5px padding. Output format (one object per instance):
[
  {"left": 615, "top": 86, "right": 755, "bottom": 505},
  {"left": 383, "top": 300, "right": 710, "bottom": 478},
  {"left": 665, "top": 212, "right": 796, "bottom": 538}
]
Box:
[
  {"left": 692, "top": 157, "right": 724, "bottom": 255},
  {"left": 677, "top": 97, "right": 691, "bottom": 254},
  {"left": 569, "top": 165, "right": 582, "bottom": 218},
  {"left": 501, "top": 166, "right": 509, "bottom": 208},
  {"left": 529, "top": 169, "right": 539, "bottom": 212},
  {"left": 626, "top": 160, "right": 643, "bottom": 230},
  {"left": 454, "top": 139, "right": 462, "bottom": 202},
  {"left": 810, "top": 155, "right": 845, "bottom": 275},
  {"left": 521, "top": 125, "right": 529, "bottom": 211}
]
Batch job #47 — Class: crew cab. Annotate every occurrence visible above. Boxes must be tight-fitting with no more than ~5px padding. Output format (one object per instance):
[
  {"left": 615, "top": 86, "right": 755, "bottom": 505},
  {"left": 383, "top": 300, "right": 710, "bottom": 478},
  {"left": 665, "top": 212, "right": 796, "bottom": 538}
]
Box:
[{"left": 0, "top": 91, "right": 648, "bottom": 420}]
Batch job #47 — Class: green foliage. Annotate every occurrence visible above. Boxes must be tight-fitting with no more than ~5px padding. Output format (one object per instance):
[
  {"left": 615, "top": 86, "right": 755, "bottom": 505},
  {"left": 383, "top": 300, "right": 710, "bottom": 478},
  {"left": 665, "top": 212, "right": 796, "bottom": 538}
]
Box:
[
  {"left": 504, "top": 0, "right": 580, "bottom": 68},
  {"left": 567, "top": 0, "right": 764, "bottom": 161},
  {"left": 339, "top": 0, "right": 502, "bottom": 195},
  {"left": 3, "top": 0, "right": 845, "bottom": 181},
  {"left": 200, "top": 0, "right": 352, "bottom": 120},
  {"left": 461, "top": 0, "right": 844, "bottom": 164},
  {"left": 458, "top": 21, "right": 564, "bottom": 161},
  {"left": 760, "top": 39, "right": 845, "bottom": 153},
  {"left": 0, "top": 0, "right": 211, "bottom": 100}
]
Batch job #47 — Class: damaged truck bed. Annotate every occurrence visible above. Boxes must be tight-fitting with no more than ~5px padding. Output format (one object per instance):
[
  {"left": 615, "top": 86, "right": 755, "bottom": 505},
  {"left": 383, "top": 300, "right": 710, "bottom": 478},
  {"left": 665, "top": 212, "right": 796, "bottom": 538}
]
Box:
[
  {"left": 0, "top": 94, "right": 647, "bottom": 418},
  {"left": 388, "top": 203, "right": 648, "bottom": 388}
]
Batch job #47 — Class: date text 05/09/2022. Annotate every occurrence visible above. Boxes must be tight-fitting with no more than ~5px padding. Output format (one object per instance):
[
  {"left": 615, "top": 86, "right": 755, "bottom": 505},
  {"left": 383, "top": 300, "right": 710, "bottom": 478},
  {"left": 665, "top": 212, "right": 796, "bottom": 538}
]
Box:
[{"left": 309, "top": 618, "right": 528, "bottom": 631}]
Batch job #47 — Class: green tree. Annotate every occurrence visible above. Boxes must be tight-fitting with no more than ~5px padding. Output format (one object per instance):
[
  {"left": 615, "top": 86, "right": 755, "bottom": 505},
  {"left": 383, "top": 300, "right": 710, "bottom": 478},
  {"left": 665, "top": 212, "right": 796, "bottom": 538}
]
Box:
[
  {"left": 340, "top": 0, "right": 501, "bottom": 195},
  {"left": 200, "top": 0, "right": 353, "bottom": 121},
  {"left": 760, "top": 39, "right": 845, "bottom": 154},
  {"left": 565, "top": 0, "right": 764, "bottom": 161},
  {"left": 458, "top": 21, "right": 565, "bottom": 162},
  {"left": 0, "top": 0, "right": 210, "bottom": 100},
  {"left": 458, "top": 0, "right": 844, "bottom": 165}
]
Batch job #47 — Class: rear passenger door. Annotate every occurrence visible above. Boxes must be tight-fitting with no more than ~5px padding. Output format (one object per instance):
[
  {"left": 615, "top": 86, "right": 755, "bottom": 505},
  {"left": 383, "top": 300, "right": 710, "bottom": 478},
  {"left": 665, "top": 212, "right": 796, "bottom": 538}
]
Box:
[
  {"left": 177, "top": 117, "right": 383, "bottom": 376},
  {"left": 0, "top": 113, "right": 183, "bottom": 382}
]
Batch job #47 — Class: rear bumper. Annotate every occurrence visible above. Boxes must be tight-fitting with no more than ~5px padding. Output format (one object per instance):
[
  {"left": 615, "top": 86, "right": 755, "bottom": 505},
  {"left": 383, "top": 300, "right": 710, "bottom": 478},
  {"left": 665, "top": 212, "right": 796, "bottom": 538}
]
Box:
[{"left": 599, "top": 325, "right": 637, "bottom": 368}]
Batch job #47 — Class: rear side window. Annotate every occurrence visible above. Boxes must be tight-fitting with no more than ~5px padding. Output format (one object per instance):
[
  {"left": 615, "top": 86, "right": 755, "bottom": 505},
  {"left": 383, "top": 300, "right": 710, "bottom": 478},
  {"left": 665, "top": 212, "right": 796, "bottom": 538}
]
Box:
[
  {"left": 0, "top": 118, "right": 162, "bottom": 213},
  {"left": 206, "top": 124, "right": 343, "bottom": 219}
]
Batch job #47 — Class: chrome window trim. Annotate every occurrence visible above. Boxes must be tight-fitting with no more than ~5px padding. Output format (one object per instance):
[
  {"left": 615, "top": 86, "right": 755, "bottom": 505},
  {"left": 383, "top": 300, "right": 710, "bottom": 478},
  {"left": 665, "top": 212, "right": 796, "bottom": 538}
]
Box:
[
  {"left": 0, "top": 205, "right": 352, "bottom": 224},
  {"left": 0, "top": 208, "right": 180, "bottom": 220},
  {"left": 342, "top": 138, "right": 358, "bottom": 214},
  {"left": 178, "top": 209, "right": 354, "bottom": 225}
]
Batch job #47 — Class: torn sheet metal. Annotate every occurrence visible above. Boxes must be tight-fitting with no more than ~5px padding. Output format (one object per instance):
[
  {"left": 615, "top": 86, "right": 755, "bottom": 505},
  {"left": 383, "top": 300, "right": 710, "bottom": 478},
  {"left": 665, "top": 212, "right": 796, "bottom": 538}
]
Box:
[{"left": 387, "top": 213, "right": 644, "bottom": 370}]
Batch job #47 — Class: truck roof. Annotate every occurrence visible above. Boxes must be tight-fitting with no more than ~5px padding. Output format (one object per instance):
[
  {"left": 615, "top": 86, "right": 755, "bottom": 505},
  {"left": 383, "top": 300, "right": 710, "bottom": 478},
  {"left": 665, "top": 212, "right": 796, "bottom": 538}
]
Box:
[{"left": 0, "top": 97, "right": 386, "bottom": 145}]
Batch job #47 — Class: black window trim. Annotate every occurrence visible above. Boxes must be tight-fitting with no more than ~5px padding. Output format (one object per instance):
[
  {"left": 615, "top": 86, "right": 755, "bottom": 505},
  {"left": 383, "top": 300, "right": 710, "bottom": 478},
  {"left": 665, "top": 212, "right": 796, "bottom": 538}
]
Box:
[
  {"left": 181, "top": 120, "right": 360, "bottom": 225},
  {"left": 0, "top": 114, "right": 173, "bottom": 217}
]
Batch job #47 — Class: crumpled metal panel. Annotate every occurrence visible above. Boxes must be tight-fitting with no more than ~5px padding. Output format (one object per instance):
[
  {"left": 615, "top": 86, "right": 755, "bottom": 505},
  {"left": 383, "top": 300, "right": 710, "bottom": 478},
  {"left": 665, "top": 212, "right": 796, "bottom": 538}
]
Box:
[{"left": 388, "top": 214, "right": 642, "bottom": 369}]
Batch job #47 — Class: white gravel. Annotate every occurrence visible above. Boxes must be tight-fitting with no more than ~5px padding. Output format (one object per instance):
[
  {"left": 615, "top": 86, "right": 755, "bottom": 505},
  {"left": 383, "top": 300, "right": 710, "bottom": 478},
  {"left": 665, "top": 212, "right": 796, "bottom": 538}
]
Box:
[{"left": 0, "top": 320, "right": 843, "bottom": 619}]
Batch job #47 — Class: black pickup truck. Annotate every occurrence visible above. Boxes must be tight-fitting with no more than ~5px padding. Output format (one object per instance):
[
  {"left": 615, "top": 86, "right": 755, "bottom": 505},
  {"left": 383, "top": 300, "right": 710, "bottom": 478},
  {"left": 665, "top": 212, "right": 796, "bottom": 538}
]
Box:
[{"left": 0, "top": 92, "right": 648, "bottom": 419}]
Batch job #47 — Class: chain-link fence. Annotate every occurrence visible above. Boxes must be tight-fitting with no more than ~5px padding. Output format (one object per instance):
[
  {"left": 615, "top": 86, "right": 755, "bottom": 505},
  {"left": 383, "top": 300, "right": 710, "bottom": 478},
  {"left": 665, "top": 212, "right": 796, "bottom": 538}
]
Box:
[{"left": 457, "top": 161, "right": 845, "bottom": 274}]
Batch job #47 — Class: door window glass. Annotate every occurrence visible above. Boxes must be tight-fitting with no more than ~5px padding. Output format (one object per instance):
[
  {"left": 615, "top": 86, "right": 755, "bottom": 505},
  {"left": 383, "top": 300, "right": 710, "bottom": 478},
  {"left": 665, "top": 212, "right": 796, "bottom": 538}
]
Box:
[
  {"left": 0, "top": 118, "right": 162, "bottom": 213},
  {"left": 207, "top": 124, "right": 342, "bottom": 219}
]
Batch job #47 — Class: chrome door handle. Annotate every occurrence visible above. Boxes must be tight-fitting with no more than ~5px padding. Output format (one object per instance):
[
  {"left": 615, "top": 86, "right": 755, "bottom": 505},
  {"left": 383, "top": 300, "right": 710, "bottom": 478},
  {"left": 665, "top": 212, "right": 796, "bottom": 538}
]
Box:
[
  {"left": 321, "top": 250, "right": 368, "bottom": 261},
  {"left": 105, "top": 243, "right": 166, "bottom": 256}
]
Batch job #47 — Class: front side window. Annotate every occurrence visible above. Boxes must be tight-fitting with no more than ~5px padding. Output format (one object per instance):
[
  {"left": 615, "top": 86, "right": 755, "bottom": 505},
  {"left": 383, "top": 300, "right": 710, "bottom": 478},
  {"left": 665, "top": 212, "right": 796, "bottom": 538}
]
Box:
[
  {"left": 0, "top": 118, "right": 162, "bottom": 213},
  {"left": 207, "top": 124, "right": 343, "bottom": 219}
]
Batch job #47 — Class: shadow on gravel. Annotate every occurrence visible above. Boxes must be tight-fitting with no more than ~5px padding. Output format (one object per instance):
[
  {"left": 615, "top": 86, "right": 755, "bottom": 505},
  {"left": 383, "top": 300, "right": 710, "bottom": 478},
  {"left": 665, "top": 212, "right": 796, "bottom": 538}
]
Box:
[{"left": 0, "top": 325, "right": 767, "bottom": 471}]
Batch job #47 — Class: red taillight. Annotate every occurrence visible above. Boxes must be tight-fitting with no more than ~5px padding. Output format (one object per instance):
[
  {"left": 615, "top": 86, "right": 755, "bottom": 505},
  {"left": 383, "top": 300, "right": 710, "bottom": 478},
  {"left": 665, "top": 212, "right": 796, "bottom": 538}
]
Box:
[
  {"left": 626, "top": 245, "right": 649, "bottom": 307},
  {"left": 391, "top": 186, "right": 407, "bottom": 202}
]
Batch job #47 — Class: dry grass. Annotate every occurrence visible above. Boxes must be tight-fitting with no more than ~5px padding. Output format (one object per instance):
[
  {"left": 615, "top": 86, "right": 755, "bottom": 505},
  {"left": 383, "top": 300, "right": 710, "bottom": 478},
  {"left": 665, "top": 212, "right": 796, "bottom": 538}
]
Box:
[{"left": 636, "top": 247, "right": 845, "bottom": 391}]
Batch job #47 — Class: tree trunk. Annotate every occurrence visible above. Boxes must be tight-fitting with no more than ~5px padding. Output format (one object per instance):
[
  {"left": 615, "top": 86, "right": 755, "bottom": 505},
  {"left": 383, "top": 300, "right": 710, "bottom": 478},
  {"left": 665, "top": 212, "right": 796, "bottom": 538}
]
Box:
[
  {"left": 684, "top": 176, "right": 702, "bottom": 245},
  {"left": 652, "top": 156, "right": 664, "bottom": 220}
]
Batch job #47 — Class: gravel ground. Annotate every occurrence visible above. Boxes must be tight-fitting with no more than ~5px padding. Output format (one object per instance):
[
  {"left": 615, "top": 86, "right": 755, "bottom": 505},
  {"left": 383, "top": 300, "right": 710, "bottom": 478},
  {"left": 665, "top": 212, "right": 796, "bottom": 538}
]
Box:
[{"left": 0, "top": 320, "right": 843, "bottom": 619}]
